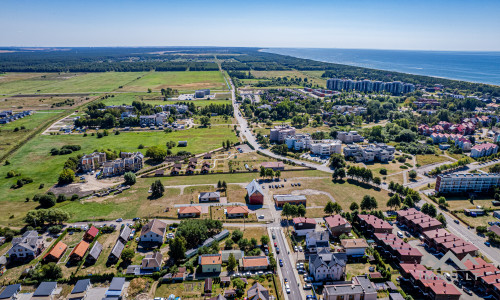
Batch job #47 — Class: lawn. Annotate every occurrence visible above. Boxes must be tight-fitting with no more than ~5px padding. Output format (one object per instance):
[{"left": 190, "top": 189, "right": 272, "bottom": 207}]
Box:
[
  {"left": 0, "top": 72, "right": 146, "bottom": 94},
  {"left": 0, "top": 126, "right": 238, "bottom": 226},
  {"left": 0, "top": 110, "right": 65, "bottom": 158},
  {"left": 0, "top": 95, "right": 89, "bottom": 111},
  {"left": 416, "top": 154, "right": 449, "bottom": 166},
  {"left": 100, "top": 92, "right": 232, "bottom": 108},
  {"left": 78, "top": 230, "right": 121, "bottom": 276},
  {"left": 455, "top": 212, "right": 499, "bottom": 227},
  {"left": 444, "top": 198, "right": 497, "bottom": 211},
  {"left": 251, "top": 70, "right": 326, "bottom": 87},
  {"left": 121, "top": 71, "right": 227, "bottom": 93}
]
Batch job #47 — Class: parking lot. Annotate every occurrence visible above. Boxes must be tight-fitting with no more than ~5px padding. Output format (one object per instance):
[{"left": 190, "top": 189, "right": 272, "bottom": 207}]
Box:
[{"left": 300, "top": 153, "right": 329, "bottom": 164}]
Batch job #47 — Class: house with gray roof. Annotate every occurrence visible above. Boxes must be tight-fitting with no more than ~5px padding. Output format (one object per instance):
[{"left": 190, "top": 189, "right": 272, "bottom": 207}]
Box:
[
  {"left": 0, "top": 284, "right": 21, "bottom": 300},
  {"left": 322, "top": 275, "right": 377, "bottom": 300},
  {"left": 247, "top": 282, "right": 270, "bottom": 300},
  {"left": 85, "top": 241, "right": 103, "bottom": 265},
  {"left": 140, "top": 219, "right": 167, "bottom": 244},
  {"left": 309, "top": 249, "right": 347, "bottom": 282},
  {"left": 33, "top": 282, "right": 58, "bottom": 299},
  {"left": 68, "top": 279, "right": 91, "bottom": 300},
  {"left": 7, "top": 230, "right": 44, "bottom": 261},
  {"left": 199, "top": 192, "right": 221, "bottom": 202},
  {"left": 109, "top": 240, "right": 125, "bottom": 262},
  {"left": 118, "top": 225, "right": 132, "bottom": 244},
  {"left": 305, "top": 231, "right": 330, "bottom": 252},
  {"left": 221, "top": 250, "right": 244, "bottom": 262},
  {"left": 246, "top": 179, "right": 264, "bottom": 205}
]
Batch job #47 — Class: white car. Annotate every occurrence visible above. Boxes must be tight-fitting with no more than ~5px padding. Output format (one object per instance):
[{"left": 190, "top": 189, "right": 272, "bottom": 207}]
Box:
[{"left": 298, "top": 246, "right": 303, "bottom": 252}]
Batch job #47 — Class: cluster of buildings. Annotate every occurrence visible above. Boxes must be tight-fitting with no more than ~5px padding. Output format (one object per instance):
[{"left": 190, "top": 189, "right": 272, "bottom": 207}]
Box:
[
  {"left": 457, "top": 257, "right": 500, "bottom": 299},
  {"left": 326, "top": 78, "right": 415, "bottom": 95},
  {"left": 80, "top": 151, "right": 144, "bottom": 177},
  {"left": 413, "top": 98, "right": 440, "bottom": 109},
  {"left": 374, "top": 232, "right": 423, "bottom": 264},
  {"left": 269, "top": 125, "right": 296, "bottom": 143},
  {"left": 284, "top": 133, "right": 342, "bottom": 156},
  {"left": 435, "top": 173, "right": 500, "bottom": 194},
  {"left": 303, "top": 87, "right": 341, "bottom": 97},
  {"left": 323, "top": 105, "right": 367, "bottom": 116},
  {"left": 399, "top": 264, "right": 461, "bottom": 300},
  {"left": 343, "top": 143, "right": 396, "bottom": 163},
  {"left": 170, "top": 157, "right": 211, "bottom": 176},
  {"left": 337, "top": 131, "right": 364, "bottom": 144},
  {"left": 471, "top": 142, "right": 499, "bottom": 158},
  {"left": 0, "top": 110, "right": 33, "bottom": 124},
  {"left": 418, "top": 121, "right": 476, "bottom": 136}
]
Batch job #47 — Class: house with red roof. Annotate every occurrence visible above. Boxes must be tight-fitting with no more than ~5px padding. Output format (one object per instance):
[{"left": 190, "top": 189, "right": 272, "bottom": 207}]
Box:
[
  {"left": 84, "top": 226, "right": 99, "bottom": 242},
  {"left": 357, "top": 214, "right": 392, "bottom": 235},
  {"left": 400, "top": 264, "right": 461, "bottom": 300},
  {"left": 374, "top": 233, "right": 422, "bottom": 264},
  {"left": 396, "top": 208, "right": 442, "bottom": 234},
  {"left": 324, "top": 215, "right": 352, "bottom": 237},
  {"left": 293, "top": 217, "right": 317, "bottom": 236},
  {"left": 471, "top": 142, "right": 499, "bottom": 158}
]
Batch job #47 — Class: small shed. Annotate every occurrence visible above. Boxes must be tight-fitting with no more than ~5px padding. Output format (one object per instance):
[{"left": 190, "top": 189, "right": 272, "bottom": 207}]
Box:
[{"left": 204, "top": 278, "right": 213, "bottom": 293}]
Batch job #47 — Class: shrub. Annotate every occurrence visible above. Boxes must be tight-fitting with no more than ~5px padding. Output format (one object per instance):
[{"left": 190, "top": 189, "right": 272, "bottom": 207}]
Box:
[
  {"left": 58, "top": 168, "right": 75, "bottom": 185},
  {"left": 124, "top": 172, "right": 136, "bottom": 185}
]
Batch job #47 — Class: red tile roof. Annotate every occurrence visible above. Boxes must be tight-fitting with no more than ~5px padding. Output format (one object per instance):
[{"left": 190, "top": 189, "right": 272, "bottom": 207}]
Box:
[
  {"left": 86, "top": 226, "right": 99, "bottom": 238},
  {"left": 293, "top": 217, "right": 316, "bottom": 225},
  {"left": 324, "top": 215, "right": 349, "bottom": 228}
]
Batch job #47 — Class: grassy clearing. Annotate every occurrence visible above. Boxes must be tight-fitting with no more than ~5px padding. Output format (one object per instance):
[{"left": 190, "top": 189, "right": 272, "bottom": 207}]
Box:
[
  {"left": 416, "top": 154, "right": 449, "bottom": 166},
  {"left": 121, "top": 71, "right": 227, "bottom": 92},
  {"left": 0, "top": 110, "right": 64, "bottom": 158},
  {"left": 455, "top": 212, "right": 499, "bottom": 227},
  {"left": 444, "top": 198, "right": 496, "bottom": 211},
  {"left": 0, "top": 72, "right": 146, "bottom": 94},
  {"left": 0, "top": 126, "right": 238, "bottom": 226},
  {"left": 0, "top": 95, "right": 88, "bottom": 111},
  {"left": 78, "top": 230, "right": 120, "bottom": 276}
]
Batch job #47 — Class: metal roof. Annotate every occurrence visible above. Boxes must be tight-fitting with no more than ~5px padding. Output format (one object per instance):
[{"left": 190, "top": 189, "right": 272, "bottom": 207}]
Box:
[
  {"left": 108, "top": 277, "right": 126, "bottom": 291},
  {"left": 71, "top": 279, "right": 91, "bottom": 294},
  {"left": 33, "top": 282, "right": 57, "bottom": 296},
  {"left": 0, "top": 284, "right": 21, "bottom": 299}
]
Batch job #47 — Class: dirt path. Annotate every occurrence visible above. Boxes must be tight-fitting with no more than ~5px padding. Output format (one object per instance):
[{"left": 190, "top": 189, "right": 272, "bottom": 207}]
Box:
[{"left": 291, "top": 189, "right": 335, "bottom": 202}]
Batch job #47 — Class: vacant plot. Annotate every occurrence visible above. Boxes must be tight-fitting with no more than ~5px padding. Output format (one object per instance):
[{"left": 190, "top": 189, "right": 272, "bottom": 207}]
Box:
[
  {"left": 0, "top": 95, "right": 89, "bottom": 111},
  {"left": 78, "top": 230, "right": 121, "bottom": 276},
  {"left": 444, "top": 198, "right": 496, "bottom": 211},
  {"left": 252, "top": 70, "right": 326, "bottom": 87},
  {"left": 455, "top": 212, "right": 499, "bottom": 227},
  {"left": 0, "top": 72, "right": 146, "bottom": 94},
  {"left": 416, "top": 154, "right": 449, "bottom": 166},
  {"left": 0, "top": 126, "right": 238, "bottom": 225},
  {"left": 121, "top": 71, "right": 227, "bottom": 92}
]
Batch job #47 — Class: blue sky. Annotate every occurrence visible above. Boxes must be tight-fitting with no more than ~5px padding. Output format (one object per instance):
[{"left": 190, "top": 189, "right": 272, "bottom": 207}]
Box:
[{"left": 1, "top": 0, "right": 499, "bottom": 51}]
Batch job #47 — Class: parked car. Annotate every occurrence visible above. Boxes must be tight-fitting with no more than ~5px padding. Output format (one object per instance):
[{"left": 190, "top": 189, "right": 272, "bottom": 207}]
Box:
[
  {"left": 276, "top": 247, "right": 280, "bottom": 254},
  {"left": 116, "top": 218, "right": 123, "bottom": 222},
  {"left": 463, "top": 287, "right": 472, "bottom": 295},
  {"left": 279, "top": 259, "right": 283, "bottom": 267},
  {"left": 298, "top": 246, "right": 303, "bottom": 252},
  {"left": 454, "top": 219, "right": 459, "bottom": 224},
  {"left": 485, "top": 241, "right": 491, "bottom": 247},
  {"left": 303, "top": 284, "right": 312, "bottom": 290}
]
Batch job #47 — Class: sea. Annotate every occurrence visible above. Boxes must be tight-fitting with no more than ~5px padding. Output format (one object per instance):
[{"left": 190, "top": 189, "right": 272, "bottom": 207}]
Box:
[{"left": 262, "top": 48, "right": 500, "bottom": 86}]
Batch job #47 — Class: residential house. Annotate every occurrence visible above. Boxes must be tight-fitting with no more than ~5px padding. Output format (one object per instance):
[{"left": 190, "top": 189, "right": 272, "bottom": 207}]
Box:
[
  {"left": 306, "top": 231, "right": 330, "bottom": 252},
  {"left": 118, "top": 226, "right": 132, "bottom": 244},
  {"left": 226, "top": 206, "right": 250, "bottom": 218},
  {"left": 141, "top": 252, "right": 163, "bottom": 273},
  {"left": 357, "top": 214, "right": 393, "bottom": 235},
  {"left": 0, "top": 284, "right": 21, "bottom": 300},
  {"left": 324, "top": 215, "right": 352, "bottom": 237},
  {"left": 33, "top": 282, "right": 58, "bottom": 300},
  {"left": 43, "top": 241, "right": 67, "bottom": 262},
  {"left": 105, "top": 277, "right": 126, "bottom": 299},
  {"left": 109, "top": 240, "right": 125, "bottom": 262},
  {"left": 396, "top": 208, "right": 442, "bottom": 234},
  {"left": 341, "top": 239, "right": 369, "bottom": 257},
  {"left": 240, "top": 256, "right": 269, "bottom": 271},
  {"left": 199, "top": 254, "right": 222, "bottom": 273},
  {"left": 85, "top": 241, "right": 102, "bottom": 265},
  {"left": 374, "top": 233, "right": 423, "bottom": 263},
  {"left": 246, "top": 180, "right": 264, "bottom": 205},
  {"left": 178, "top": 206, "right": 202, "bottom": 218},
  {"left": 83, "top": 226, "right": 99, "bottom": 242},
  {"left": 292, "top": 217, "right": 316, "bottom": 236},
  {"left": 79, "top": 152, "right": 106, "bottom": 172},
  {"left": 399, "top": 264, "right": 461, "bottom": 300},
  {"left": 68, "top": 279, "right": 91, "bottom": 300},
  {"left": 247, "top": 282, "right": 270, "bottom": 300},
  {"left": 199, "top": 192, "right": 220, "bottom": 202},
  {"left": 140, "top": 219, "right": 167, "bottom": 244},
  {"left": 322, "top": 275, "right": 377, "bottom": 300},
  {"left": 69, "top": 240, "right": 90, "bottom": 261},
  {"left": 309, "top": 248, "right": 347, "bottom": 281},
  {"left": 7, "top": 230, "right": 44, "bottom": 261}
]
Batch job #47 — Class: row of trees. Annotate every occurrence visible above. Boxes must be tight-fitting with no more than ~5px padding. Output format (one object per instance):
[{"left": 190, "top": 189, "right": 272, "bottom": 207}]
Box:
[
  {"left": 24, "top": 208, "right": 70, "bottom": 226},
  {"left": 259, "top": 166, "right": 281, "bottom": 179},
  {"left": 281, "top": 203, "right": 306, "bottom": 218},
  {"left": 428, "top": 157, "right": 472, "bottom": 176}
]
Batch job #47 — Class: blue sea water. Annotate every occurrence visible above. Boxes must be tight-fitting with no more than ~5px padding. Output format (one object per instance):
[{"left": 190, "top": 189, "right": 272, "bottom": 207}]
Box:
[{"left": 262, "top": 48, "right": 500, "bottom": 86}]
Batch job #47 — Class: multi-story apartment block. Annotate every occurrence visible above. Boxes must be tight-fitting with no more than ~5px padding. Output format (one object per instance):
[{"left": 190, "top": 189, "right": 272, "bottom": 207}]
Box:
[
  {"left": 310, "top": 140, "right": 342, "bottom": 156},
  {"left": 471, "top": 143, "right": 498, "bottom": 158},
  {"left": 270, "top": 125, "right": 296, "bottom": 143},
  {"left": 80, "top": 152, "right": 107, "bottom": 172},
  {"left": 326, "top": 78, "right": 414, "bottom": 95},
  {"left": 285, "top": 134, "right": 312, "bottom": 151},
  {"left": 322, "top": 275, "right": 377, "bottom": 300},
  {"left": 435, "top": 173, "right": 500, "bottom": 194},
  {"left": 102, "top": 152, "right": 144, "bottom": 177},
  {"left": 139, "top": 112, "right": 168, "bottom": 127},
  {"left": 343, "top": 143, "right": 395, "bottom": 162},
  {"left": 337, "top": 131, "right": 364, "bottom": 144}
]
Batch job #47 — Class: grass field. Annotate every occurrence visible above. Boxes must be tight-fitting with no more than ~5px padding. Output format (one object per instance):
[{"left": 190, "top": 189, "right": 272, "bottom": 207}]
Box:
[
  {"left": 0, "top": 126, "right": 238, "bottom": 225},
  {"left": 455, "top": 212, "right": 499, "bottom": 227},
  {"left": 0, "top": 95, "right": 89, "bottom": 111},
  {"left": 251, "top": 70, "right": 326, "bottom": 87},
  {"left": 120, "top": 71, "right": 227, "bottom": 92},
  {"left": 0, "top": 72, "right": 146, "bottom": 94},
  {"left": 0, "top": 110, "right": 64, "bottom": 158},
  {"left": 416, "top": 154, "right": 449, "bottom": 166}
]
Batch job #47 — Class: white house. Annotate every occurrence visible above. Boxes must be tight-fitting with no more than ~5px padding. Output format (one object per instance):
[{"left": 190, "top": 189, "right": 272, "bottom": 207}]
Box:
[
  {"left": 140, "top": 219, "right": 167, "bottom": 244},
  {"left": 7, "top": 231, "right": 44, "bottom": 261},
  {"left": 199, "top": 192, "right": 220, "bottom": 202},
  {"left": 292, "top": 217, "right": 317, "bottom": 236},
  {"left": 309, "top": 249, "right": 347, "bottom": 282},
  {"left": 341, "top": 239, "right": 369, "bottom": 257}
]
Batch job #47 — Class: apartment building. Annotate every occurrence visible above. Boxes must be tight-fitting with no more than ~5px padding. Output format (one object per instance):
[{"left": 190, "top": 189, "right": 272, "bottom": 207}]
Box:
[
  {"left": 435, "top": 173, "right": 500, "bottom": 194},
  {"left": 343, "top": 143, "right": 395, "bottom": 163},
  {"left": 337, "top": 131, "right": 364, "bottom": 144},
  {"left": 326, "top": 78, "right": 414, "bottom": 95},
  {"left": 285, "top": 134, "right": 312, "bottom": 151},
  {"left": 80, "top": 152, "right": 107, "bottom": 172},
  {"left": 310, "top": 140, "right": 342, "bottom": 156},
  {"left": 322, "top": 275, "right": 377, "bottom": 300},
  {"left": 471, "top": 142, "right": 499, "bottom": 158},
  {"left": 102, "top": 152, "right": 144, "bottom": 177},
  {"left": 357, "top": 214, "right": 393, "bottom": 235},
  {"left": 399, "top": 264, "right": 461, "bottom": 300},
  {"left": 270, "top": 125, "right": 296, "bottom": 142}
]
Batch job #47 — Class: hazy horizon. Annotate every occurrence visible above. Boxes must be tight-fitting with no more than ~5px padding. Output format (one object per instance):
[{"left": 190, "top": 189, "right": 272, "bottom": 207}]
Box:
[{"left": 1, "top": 0, "right": 499, "bottom": 51}]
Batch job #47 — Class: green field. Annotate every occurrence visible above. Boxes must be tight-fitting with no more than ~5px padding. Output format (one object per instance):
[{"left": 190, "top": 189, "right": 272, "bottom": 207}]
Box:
[
  {"left": 120, "top": 71, "right": 227, "bottom": 92},
  {"left": 0, "top": 110, "right": 64, "bottom": 158},
  {"left": 0, "top": 72, "right": 146, "bottom": 94},
  {"left": 0, "top": 126, "right": 238, "bottom": 225}
]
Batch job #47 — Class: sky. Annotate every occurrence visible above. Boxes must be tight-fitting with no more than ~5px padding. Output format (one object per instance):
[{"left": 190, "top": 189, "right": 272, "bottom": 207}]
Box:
[{"left": 1, "top": 0, "right": 500, "bottom": 51}]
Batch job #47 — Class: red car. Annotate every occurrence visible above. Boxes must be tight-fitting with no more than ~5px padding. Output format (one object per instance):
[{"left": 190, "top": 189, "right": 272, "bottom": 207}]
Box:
[{"left": 274, "top": 242, "right": 277, "bottom": 247}]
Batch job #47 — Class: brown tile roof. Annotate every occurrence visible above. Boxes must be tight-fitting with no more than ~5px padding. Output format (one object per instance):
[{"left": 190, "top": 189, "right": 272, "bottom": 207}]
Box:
[
  {"left": 341, "top": 239, "right": 368, "bottom": 249},
  {"left": 293, "top": 217, "right": 316, "bottom": 225},
  {"left": 178, "top": 206, "right": 202, "bottom": 214},
  {"left": 324, "top": 215, "right": 350, "bottom": 228},
  {"left": 241, "top": 256, "right": 269, "bottom": 268},
  {"left": 200, "top": 254, "right": 222, "bottom": 265},
  {"left": 70, "top": 241, "right": 90, "bottom": 258},
  {"left": 226, "top": 206, "right": 250, "bottom": 214},
  {"left": 141, "top": 219, "right": 167, "bottom": 237},
  {"left": 45, "top": 241, "right": 67, "bottom": 260}
]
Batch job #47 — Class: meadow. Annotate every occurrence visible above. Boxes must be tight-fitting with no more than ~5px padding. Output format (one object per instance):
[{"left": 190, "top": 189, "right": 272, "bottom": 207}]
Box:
[
  {"left": 0, "top": 72, "right": 146, "bottom": 94},
  {"left": 0, "top": 126, "right": 238, "bottom": 226},
  {"left": 119, "top": 71, "right": 227, "bottom": 92},
  {"left": 100, "top": 92, "right": 232, "bottom": 108}
]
